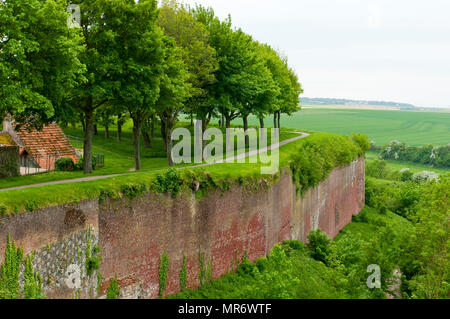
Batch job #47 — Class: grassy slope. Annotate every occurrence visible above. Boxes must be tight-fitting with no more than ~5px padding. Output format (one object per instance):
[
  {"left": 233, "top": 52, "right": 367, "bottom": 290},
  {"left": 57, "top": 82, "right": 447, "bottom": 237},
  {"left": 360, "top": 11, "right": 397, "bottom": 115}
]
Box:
[
  {"left": 168, "top": 206, "right": 412, "bottom": 299},
  {"left": 0, "top": 122, "right": 299, "bottom": 190},
  {"left": 0, "top": 131, "right": 363, "bottom": 215},
  {"left": 223, "top": 107, "right": 450, "bottom": 146}
]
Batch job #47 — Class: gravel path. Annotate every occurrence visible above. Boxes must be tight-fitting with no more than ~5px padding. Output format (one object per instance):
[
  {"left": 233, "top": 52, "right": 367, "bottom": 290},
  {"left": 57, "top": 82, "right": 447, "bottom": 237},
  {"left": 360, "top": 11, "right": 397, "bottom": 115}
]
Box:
[{"left": 0, "top": 132, "right": 309, "bottom": 192}]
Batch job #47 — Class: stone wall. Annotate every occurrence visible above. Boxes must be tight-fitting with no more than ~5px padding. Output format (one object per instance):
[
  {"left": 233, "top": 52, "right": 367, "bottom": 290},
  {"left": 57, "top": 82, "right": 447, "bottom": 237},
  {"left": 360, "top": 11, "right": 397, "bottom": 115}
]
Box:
[
  {"left": 0, "top": 145, "right": 20, "bottom": 178},
  {"left": 0, "top": 157, "right": 364, "bottom": 299}
]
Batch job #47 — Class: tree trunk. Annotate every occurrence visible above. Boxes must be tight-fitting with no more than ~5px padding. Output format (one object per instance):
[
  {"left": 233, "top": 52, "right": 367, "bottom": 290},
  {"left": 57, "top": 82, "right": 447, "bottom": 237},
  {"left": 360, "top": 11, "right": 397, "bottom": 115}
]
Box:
[
  {"left": 243, "top": 114, "right": 249, "bottom": 149},
  {"left": 161, "top": 121, "right": 167, "bottom": 153},
  {"left": 142, "top": 131, "right": 151, "bottom": 149},
  {"left": 166, "top": 128, "right": 174, "bottom": 167},
  {"left": 132, "top": 118, "right": 142, "bottom": 171},
  {"left": 161, "top": 119, "right": 174, "bottom": 166},
  {"left": 274, "top": 112, "right": 277, "bottom": 128},
  {"left": 83, "top": 104, "right": 94, "bottom": 174},
  {"left": 202, "top": 118, "right": 208, "bottom": 151},
  {"left": 80, "top": 114, "right": 86, "bottom": 132},
  {"left": 221, "top": 113, "right": 225, "bottom": 128},
  {"left": 277, "top": 111, "right": 281, "bottom": 129},
  {"left": 225, "top": 114, "right": 231, "bottom": 129},
  {"left": 259, "top": 117, "right": 265, "bottom": 128},
  {"left": 117, "top": 117, "right": 122, "bottom": 142},
  {"left": 105, "top": 125, "right": 109, "bottom": 139},
  {"left": 151, "top": 114, "right": 155, "bottom": 138},
  {"left": 93, "top": 124, "right": 98, "bottom": 136}
]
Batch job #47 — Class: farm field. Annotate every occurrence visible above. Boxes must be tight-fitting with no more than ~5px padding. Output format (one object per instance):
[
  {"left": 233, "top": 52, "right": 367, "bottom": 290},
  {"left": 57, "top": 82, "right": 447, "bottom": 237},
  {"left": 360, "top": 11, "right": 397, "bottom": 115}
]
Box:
[{"left": 235, "top": 107, "right": 450, "bottom": 147}]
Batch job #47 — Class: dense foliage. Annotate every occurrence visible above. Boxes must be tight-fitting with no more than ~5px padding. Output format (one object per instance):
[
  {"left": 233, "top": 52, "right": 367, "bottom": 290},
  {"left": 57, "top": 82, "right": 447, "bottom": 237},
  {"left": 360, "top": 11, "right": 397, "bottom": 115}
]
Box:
[
  {"left": 379, "top": 141, "right": 450, "bottom": 168},
  {"left": 290, "top": 133, "right": 369, "bottom": 194},
  {"left": 1, "top": 0, "right": 302, "bottom": 171},
  {"left": 0, "top": 236, "right": 43, "bottom": 299}
]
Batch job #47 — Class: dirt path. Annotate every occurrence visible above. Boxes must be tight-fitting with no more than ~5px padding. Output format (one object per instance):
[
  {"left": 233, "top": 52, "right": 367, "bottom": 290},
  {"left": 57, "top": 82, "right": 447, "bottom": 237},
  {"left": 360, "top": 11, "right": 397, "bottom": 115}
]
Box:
[{"left": 0, "top": 132, "right": 309, "bottom": 192}]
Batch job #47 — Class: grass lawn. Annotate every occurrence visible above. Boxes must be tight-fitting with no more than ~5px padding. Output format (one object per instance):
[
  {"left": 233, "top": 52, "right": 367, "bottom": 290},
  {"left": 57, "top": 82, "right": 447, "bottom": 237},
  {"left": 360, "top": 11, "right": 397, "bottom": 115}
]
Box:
[
  {"left": 0, "top": 122, "right": 300, "bottom": 190},
  {"left": 225, "top": 107, "right": 450, "bottom": 147},
  {"left": 0, "top": 125, "right": 323, "bottom": 214}
]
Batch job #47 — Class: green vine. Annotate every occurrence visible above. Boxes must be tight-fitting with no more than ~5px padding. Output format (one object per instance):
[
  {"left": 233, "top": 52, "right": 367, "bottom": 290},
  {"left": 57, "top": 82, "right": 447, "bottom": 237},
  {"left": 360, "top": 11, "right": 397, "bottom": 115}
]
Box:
[
  {"left": 23, "top": 255, "right": 44, "bottom": 299},
  {"left": 0, "top": 235, "right": 22, "bottom": 299},
  {"left": 85, "top": 227, "right": 101, "bottom": 277},
  {"left": 179, "top": 255, "right": 187, "bottom": 292},
  {"left": 106, "top": 273, "right": 120, "bottom": 299},
  {"left": 158, "top": 252, "right": 169, "bottom": 297},
  {"left": 198, "top": 252, "right": 212, "bottom": 286},
  {"left": 0, "top": 235, "right": 44, "bottom": 299}
]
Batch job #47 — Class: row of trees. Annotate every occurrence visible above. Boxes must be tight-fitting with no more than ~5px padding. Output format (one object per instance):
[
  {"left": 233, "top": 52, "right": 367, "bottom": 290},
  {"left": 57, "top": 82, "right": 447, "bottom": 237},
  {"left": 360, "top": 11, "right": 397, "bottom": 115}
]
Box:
[{"left": 0, "top": 0, "right": 302, "bottom": 173}]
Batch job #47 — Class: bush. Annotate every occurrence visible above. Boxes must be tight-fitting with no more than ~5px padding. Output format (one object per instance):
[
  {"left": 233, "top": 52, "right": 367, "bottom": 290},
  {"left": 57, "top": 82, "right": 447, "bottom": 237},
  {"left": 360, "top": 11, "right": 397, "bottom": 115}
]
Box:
[
  {"left": 379, "top": 141, "right": 450, "bottom": 168},
  {"left": 151, "top": 168, "right": 181, "bottom": 198},
  {"left": 0, "top": 204, "right": 6, "bottom": 217},
  {"left": 55, "top": 157, "right": 75, "bottom": 171},
  {"left": 290, "top": 134, "right": 363, "bottom": 195},
  {"left": 106, "top": 274, "right": 120, "bottom": 299},
  {"left": 120, "top": 183, "right": 147, "bottom": 199},
  {"left": 351, "top": 133, "right": 370, "bottom": 156},
  {"left": 306, "top": 228, "right": 331, "bottom": 264},
  {"left": 74, "top": 156, "right": 96, "bottom": 171}
]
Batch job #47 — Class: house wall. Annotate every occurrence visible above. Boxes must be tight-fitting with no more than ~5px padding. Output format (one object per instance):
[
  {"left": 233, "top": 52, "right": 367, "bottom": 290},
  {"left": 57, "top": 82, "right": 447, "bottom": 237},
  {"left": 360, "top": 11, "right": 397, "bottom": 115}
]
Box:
[
  {"left": 0, "top": 158, "right": 364, "bottom": 299},
  {"left": 0, "top": 146, "right": 20, "bottom": 178}
]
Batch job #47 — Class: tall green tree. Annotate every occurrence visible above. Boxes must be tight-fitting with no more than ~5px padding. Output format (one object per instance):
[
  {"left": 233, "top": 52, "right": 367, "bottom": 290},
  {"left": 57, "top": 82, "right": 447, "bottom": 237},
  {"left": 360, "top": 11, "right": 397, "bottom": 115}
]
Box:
[
  {"left": 158, "top": 0, "right": 217, "bottom": 148},
  {"left": 156, "top": 37, "right": 191, "bottom": 166},
  {"left": 67, "top": 0, "right": 118, "bottom": 173},
  {"left": 80, "top": 0, "right": 166, "bottom": 171},
  {"left": 0, "top": 0, "right": 84, "bottom": 129}
]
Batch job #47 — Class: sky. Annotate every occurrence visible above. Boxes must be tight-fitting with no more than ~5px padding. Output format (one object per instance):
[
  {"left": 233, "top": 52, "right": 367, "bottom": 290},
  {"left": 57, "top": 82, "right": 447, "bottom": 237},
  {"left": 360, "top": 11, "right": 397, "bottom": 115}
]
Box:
[{"left": 181, "top": 0, "right": 450, "bottom": 107}]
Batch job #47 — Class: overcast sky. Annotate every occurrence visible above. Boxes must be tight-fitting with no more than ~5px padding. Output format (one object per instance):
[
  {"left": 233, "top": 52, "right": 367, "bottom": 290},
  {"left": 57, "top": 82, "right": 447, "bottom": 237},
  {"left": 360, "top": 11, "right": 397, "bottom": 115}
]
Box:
[{"left": 181, "top": 0, "right": 450, "bottom": 107}]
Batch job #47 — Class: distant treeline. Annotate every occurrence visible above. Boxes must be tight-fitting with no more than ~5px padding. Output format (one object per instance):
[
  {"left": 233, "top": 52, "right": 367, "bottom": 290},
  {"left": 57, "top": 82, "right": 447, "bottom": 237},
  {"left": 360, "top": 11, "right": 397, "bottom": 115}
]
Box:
[
  {"left": 372, "top": 141, "right": 450, "bottom": 169},
  {"left": 301, "top": 97, "right": 416, "bottom": 109}
]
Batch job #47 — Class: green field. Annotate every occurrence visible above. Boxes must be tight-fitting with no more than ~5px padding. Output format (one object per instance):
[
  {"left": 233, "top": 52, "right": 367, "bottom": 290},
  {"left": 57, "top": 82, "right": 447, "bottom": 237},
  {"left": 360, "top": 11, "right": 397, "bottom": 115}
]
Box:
[{"left": 236, "top": 107, "right": 450, "bottom": 147}]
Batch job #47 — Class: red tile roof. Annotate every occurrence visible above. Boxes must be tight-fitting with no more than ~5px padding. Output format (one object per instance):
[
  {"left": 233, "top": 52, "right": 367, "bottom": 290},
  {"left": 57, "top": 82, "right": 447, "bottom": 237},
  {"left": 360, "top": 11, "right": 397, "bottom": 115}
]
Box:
[{"left": 15, "top": 123, "right": 78, "bottom": 166}]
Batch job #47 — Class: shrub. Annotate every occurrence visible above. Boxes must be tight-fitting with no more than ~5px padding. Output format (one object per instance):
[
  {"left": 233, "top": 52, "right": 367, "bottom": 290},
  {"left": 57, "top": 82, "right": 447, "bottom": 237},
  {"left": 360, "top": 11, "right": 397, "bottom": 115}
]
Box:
[
  {"left": 290, "top": 134, "right": 362, "bottom": 195},
  {"left": 106, "top": 274, "right": 120, "bottom": 299},
  {"left": 74, "top": 156, "right": 96, "bottom": 171},
  {"left": 120, "top": 183, "right": 147, "bottom": 199},
  {"left": 159, "top": 253, "right": 169, "bottom": 297},
  {"left": 306, "top": 228, "right": 331, "bottom": 264},
  {"left": 400, "top": 169, "right": 414, "bottom": 182},
  {"left": 412, "top": 171, "right": 439, "bottom": 183},
  {"left": 55, "top": 157, "right": 75, "bottom": 171},
  {"left": 351, "top": 133, "right": 370, "bottom": 156},
  {"left": 0, "top": 204, "right": 6, "bottom": 217},
  {"left": 151, "top": 168, "right": 181, "bottom": 198}
]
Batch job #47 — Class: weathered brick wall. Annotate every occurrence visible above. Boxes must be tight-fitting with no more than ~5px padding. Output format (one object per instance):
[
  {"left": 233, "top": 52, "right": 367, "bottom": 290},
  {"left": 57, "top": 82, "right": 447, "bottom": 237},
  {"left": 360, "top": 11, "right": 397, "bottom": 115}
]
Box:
[
  {"left": 0, "top": 200, "right": 99, "bottom": 298},
  {"left": 0, "top": 146, "right": 20, "bottom": 178},
  {"left": 97, "top": 157, "right": 364, "bottom": 298},
  {"left": 0, "top": 157, "right": 364, "bottom": 299}
]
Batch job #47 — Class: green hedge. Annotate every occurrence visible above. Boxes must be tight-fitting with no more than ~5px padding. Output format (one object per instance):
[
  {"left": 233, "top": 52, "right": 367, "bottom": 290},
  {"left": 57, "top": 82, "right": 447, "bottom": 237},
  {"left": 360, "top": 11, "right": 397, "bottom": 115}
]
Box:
[
  {"left": 379, "top": 141, "right": 450, "bottom": 168},
  {"left": 289, "top": 133, "right": 369, "bottom": 195}
]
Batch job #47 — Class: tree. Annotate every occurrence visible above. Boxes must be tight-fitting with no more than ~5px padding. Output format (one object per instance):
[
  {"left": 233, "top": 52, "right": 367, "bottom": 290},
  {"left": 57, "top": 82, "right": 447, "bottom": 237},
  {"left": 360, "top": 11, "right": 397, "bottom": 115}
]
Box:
[
  {"left": 0, "top": 0, "right": 84, "bottom": 129},
  {"left": 105, "top": 0, "right": 166, "bottom": 171},
  {"left": 67, "top": 0, "right": 118, "bottom": 173},
  {"left": 156, "top": 37, "right": 191, "bottom": 166},
  {"left": 158, "top": 1, "right": 217, "bottom": 150}
]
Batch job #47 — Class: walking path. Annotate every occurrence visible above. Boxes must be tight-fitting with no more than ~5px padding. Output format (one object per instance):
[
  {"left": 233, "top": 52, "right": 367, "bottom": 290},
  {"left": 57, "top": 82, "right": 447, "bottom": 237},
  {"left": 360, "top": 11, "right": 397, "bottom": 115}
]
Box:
[{"left": 0, "top": 132, "right": 309, "bottom": 192}]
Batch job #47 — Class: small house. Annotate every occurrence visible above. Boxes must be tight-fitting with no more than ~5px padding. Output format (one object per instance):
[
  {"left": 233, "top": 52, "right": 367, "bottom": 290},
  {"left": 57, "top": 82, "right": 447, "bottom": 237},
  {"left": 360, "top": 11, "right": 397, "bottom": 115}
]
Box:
[{"left": 1, "top": 117, "right": 78, "bottom": 173}]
